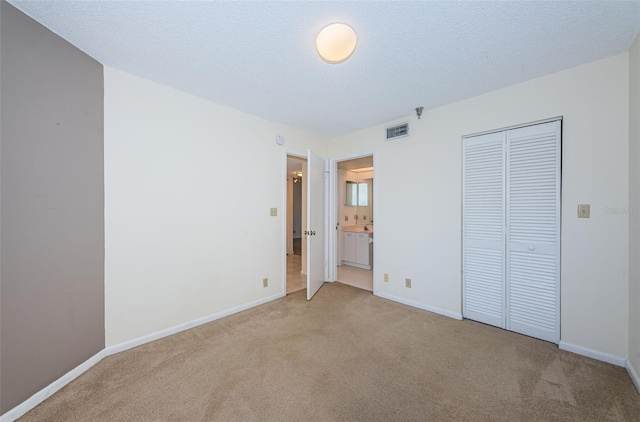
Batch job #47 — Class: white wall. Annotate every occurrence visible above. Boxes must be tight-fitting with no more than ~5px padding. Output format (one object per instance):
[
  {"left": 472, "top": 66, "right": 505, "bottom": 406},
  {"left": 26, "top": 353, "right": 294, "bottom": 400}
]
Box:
[
  {"left": 628, "top": 33, "right": 640, "bottom": 380},
  {"left": 328, "top": 54, "right": 630, "bottom": 360},
  {"left": 104, "top": 67, "right": 327, "bottom": 346}
]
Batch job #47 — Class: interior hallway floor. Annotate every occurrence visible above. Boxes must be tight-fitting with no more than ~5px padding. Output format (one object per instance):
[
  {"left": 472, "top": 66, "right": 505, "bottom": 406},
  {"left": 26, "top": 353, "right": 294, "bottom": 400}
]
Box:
[
  {"left": 337, "top": 264, "right": 373, "bottom": 292},
  {"left": 288, "top": 253, "right": 374, "bottom": 294},
  {"left": 286, "top": 254, "right": 305, "bottom": 294}
]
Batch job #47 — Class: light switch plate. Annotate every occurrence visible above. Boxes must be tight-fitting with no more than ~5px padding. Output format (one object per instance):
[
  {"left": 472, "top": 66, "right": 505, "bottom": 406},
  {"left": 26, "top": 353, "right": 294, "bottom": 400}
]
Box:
[
  {"left": 578, "top": 204, "right": 590, "bottom": 218},
  {"left": 345, "top": 216, "right": 348, "bottom": 221},
  {"left": 270, "top": 208, "right": 277, "bottom": 217},
  {"left": 263, "top": 278, "right": 268, "bottom": 287}
]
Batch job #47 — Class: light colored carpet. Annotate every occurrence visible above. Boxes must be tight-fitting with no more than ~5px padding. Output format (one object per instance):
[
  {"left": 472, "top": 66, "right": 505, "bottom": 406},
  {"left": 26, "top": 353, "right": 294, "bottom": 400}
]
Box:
[{"left": 19, "top": 283, "right": 640, "bottom": 421}]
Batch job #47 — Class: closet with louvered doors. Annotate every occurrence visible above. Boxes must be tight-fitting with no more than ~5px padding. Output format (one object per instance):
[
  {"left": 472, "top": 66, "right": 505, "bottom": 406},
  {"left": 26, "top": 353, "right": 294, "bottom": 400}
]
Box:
[{"left": 462, "top": 120, "right": 561, "bottom": 344}]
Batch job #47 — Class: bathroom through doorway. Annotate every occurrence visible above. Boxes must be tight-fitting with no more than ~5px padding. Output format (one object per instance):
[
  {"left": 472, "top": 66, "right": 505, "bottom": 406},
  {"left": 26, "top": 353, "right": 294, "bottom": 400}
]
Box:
[{"left": 334, "top": 155, "right": 374, "bottom": 292}]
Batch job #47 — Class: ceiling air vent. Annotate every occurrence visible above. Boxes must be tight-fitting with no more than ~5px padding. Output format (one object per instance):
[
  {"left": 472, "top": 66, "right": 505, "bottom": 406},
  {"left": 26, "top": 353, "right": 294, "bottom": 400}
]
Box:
[{"left": 386, "top": 122, "right": 409, "bottom": 141}]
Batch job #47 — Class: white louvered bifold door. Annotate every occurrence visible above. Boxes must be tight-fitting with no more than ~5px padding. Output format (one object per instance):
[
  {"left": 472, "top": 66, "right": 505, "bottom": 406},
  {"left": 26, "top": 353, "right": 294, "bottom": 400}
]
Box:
[
  {"left": 506, "top": 121, "right": 561, "bottom": 343},
  {"left": 462, "top": 131, "right": 506, "bottom": 329}
]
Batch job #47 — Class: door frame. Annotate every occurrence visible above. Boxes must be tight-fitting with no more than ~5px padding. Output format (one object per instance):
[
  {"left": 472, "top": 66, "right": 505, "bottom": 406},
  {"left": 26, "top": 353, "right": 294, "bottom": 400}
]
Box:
[
  {"left": 282, "top": 149, "right": 307, "bottom": 295},
  {"left": 328, "top": 151, "right": 377, "bottom": 293},
  {"left": 461, "top": 117, "right": 562, "bottom": 343}
]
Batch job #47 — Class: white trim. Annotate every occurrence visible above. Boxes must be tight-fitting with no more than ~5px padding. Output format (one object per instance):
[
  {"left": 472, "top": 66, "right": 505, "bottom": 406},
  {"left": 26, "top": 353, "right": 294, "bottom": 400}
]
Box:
[
  {"left": 282, "top": 148, "right": 307, "bottom": 296},
  {"left": 327, "top": 159, "right": 337, "bottom": 282},
  {"left": 372, "top": 153, "right": 378, "bottom": 294},
  {"left": 282, "top": 151, "right": 289, "bottom": 296},
  {"left": 105, "top": 293, "right": 284, "bottom": 356},
  {"left": 283, "top": 150, "right": 307, "bottom": 296},
  {"left": 626, "top": 359, "right": 640, "bottom": 394},
  {"left": 341, "top": 261, "right": 371, "bottom": 270},
  {"left": 328, "top": 151, "right": 377, "bottom": 294},
  {"left": 330, "top": 151, "right": 377, "bottom": 164},
  {"left": 375, "top": 292, "right": 463, "bottom": 320},
  {"left": 558, "top": 341, "right": 626, "bottom": 367},
  {"left": 462, "top": 116, "right": 563, "bottom": 139},
  {"left": 0, "top": 351, "right": 105, "bottom": 422}
]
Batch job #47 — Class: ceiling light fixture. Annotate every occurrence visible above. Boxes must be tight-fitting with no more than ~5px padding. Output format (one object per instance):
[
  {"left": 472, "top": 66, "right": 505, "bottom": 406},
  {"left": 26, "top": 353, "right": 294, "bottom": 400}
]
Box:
[{"left": 316, "top": 23, "right": 357, "bottom": 64}]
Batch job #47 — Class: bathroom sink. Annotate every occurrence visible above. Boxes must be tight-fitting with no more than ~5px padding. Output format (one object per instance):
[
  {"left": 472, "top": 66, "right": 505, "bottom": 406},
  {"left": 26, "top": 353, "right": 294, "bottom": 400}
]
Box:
[{"left": 342, "top": 225, "right": 374, "bottom": 234}]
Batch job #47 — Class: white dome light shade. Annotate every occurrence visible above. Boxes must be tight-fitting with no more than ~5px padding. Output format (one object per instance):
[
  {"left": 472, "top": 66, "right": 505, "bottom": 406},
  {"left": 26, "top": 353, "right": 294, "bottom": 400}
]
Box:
[{"left": 316, "top": 23, "right": 357, "bottom": 64}]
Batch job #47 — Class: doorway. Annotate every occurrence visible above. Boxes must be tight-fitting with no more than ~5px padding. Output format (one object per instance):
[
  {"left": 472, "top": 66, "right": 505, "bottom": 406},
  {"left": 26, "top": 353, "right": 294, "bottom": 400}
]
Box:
[
  {"left": 283, "top": 149, "right": 327, "bottom": 300},
  {"left": 333, "top": 155, "right": 374, "bottom": 292},
  {"left": 286, "top": 155, "right": 307, "bottom": 294}
]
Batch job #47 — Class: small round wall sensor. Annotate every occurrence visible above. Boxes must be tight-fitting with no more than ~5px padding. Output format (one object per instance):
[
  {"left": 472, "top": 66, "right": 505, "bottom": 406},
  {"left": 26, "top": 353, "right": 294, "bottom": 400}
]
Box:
[{"left": 275, "top": 135, "right": 285, "bottom": 145}]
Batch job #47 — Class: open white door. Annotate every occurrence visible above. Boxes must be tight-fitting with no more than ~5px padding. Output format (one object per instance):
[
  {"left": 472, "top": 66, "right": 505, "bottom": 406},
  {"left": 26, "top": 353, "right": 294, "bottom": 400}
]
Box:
[{"left": 306, "top": 149, "right": 326, "bottom": 300}]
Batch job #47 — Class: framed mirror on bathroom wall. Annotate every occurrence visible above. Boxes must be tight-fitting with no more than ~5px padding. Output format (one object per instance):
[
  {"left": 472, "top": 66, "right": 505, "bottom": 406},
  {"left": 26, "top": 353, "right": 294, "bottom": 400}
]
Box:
[
  {"left": 337, "top": 158, "right": 374, "bottom": 226},
  {"left": 344, "top": 178, "right": 373, "bottom": 224}
]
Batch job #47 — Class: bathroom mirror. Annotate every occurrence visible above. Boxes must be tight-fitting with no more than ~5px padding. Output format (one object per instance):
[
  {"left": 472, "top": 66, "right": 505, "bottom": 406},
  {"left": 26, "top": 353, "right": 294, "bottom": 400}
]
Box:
[
  {"left": 337, "top": 157, "right": 374, "bottom": 226},
  {"left": 343, "top": 177, "right": 373, "bottom": 225}
]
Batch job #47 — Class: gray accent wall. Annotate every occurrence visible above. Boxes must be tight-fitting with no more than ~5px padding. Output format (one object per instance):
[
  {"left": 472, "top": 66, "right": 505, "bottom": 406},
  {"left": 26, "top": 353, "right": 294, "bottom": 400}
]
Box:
[{"left": 1, "top": 2, "right": 104, "bottom": 414}]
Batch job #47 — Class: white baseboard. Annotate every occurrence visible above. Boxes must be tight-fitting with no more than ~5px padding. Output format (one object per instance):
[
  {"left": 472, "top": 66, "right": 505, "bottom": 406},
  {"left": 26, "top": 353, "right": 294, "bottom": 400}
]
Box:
[
  {"left": 558, "top": 341, "right": 626, "bottom": 367},
  {"left": 375, "top": 292, "right": 463, "bottom": 321},
  {"left": 105, "top": 292, "right": 284, "bottom": 356},
  {"left": 341, "top": 261, "right": 371, "bottom": 270},
  {"left": 626, "top": 359, "right": 640, "bottom": 394},
  {"left": 1, "top": 293, "right": 286, "bottom": 421},
  {"left": 0, "top": 350, "right": 105, "bottom": 422}
]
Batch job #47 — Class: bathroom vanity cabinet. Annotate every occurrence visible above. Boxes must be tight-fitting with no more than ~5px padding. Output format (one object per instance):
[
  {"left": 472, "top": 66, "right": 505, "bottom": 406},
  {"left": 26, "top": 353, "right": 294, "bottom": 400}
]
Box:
[{"left": 342, "top": 231, "right": 372, "bottom": 270}]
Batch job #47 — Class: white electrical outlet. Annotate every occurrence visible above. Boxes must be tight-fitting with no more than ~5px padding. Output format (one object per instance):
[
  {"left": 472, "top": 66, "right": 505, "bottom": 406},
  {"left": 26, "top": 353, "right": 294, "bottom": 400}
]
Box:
[
  {"left": 384, "top": 273, "right": 389, "bottom": 282},
  {"left": 405, "top": 278, "right": 412, "bottom": 288},
  {"left": 263, "top": 278, "right": 268, "bottom": 288}
]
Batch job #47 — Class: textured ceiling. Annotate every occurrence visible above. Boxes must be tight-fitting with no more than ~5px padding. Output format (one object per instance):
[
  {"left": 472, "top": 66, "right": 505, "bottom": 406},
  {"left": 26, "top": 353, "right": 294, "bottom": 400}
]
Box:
[{"left": 9, "top": 1, "right": 640, "bottom": 138}]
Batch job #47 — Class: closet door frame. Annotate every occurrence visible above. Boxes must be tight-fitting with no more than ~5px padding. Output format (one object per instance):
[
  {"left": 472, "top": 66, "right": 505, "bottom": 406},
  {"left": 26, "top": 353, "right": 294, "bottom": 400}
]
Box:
[{"left": 462, "top": 117, "right": 562, "bottom": 344}]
